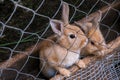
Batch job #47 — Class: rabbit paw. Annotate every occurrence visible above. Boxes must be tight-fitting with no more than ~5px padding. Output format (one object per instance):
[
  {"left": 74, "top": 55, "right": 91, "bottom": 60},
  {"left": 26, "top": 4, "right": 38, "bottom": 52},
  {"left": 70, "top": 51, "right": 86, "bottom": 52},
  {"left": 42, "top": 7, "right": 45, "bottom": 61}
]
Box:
[
  {"left": 50, "top": 75, "right": 63, "bottom": 80},
  {"left": 59, "top": 68, "right": 71, "bottom": 77},
  {"left": 76, "top": 60, "right": 86, "bottom": 68},
  {"left": 97, "top": 50, "right": 105, "bottom": 57}
]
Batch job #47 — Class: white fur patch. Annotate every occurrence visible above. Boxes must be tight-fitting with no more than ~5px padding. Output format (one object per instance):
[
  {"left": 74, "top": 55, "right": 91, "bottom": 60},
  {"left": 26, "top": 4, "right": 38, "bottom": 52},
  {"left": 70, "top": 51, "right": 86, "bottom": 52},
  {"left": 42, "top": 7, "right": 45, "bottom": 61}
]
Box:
[{"left": 61, "top": 50, "right": 80, "bottom": 67}]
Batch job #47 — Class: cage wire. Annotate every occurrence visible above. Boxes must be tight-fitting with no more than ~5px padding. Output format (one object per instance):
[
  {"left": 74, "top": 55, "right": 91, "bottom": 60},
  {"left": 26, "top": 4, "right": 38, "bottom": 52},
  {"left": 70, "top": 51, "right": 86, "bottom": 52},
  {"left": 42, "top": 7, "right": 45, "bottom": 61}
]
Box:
[{"left": 0, "top": 0, "right": 120, "bottom": 80}]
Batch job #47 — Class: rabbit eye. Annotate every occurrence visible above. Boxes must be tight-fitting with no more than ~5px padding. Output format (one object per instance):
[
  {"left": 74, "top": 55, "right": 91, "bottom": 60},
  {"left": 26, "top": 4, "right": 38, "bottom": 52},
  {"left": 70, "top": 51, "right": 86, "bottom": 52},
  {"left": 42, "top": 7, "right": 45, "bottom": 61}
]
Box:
[
  {"left": 69, "top": 34, "right": 76, "bottom": 39},
  {"left": 91, "top": 41, "right": 95, "bottom": 45}
]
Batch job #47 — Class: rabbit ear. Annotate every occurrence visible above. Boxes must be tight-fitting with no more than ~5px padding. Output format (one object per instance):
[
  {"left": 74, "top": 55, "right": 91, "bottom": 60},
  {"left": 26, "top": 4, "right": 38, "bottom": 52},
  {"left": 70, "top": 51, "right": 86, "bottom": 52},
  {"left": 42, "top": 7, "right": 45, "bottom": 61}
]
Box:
[
  {"left": 74, "top": 21, "right": 92, "bottom": 33},
  {"left": 94, "top": 10, "right": 102, "bottom": 23},
  {"left": 50, "top": 19, "right": 63, "bottom": 36},
  {"left": 62, "top": 2, "right": 69, "bottom": 24},
  {"left": 74, "top": 10, "right": 102, "bottom": 33},
  {"left": 89, "top": 10, "right": 102, "bottom": 26}
]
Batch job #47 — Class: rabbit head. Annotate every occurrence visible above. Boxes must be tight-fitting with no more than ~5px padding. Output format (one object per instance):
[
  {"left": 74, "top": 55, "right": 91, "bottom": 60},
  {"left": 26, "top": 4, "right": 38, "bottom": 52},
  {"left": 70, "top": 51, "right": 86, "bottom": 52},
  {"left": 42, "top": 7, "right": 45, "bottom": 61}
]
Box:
[
  {"left": 50, "top": 2, "right": 88, "bottom": 51},
  {"left": 75, "top": 11, "right": 107, "bottom": 56}
]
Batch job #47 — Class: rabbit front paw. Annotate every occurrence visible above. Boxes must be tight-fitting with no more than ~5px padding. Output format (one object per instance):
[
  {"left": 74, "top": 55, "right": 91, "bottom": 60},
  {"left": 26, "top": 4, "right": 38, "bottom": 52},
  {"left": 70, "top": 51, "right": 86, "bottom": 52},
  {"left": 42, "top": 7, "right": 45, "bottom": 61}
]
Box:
[
  {"left": 59, "top": 68, "right": 71, "bottom": 77},
  {"left": 76, "top": 60, "right": 86, "bottom": 68}
]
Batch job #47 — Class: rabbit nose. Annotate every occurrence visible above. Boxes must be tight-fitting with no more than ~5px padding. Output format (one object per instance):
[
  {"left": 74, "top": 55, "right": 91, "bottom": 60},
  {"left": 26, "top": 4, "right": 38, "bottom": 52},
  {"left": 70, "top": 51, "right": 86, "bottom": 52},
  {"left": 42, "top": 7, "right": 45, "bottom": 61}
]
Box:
[{"left": 96, "top": 43, "right": 106, "bottom": 51}]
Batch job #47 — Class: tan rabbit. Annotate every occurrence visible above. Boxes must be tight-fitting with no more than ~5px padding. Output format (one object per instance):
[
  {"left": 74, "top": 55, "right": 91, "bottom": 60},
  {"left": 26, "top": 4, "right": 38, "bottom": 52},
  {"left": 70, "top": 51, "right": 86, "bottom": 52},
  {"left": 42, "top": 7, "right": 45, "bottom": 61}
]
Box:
[
  {"left": 38, "top": 2, "right": 88, "bottom": 78},
  {"left": 74, "top": 11, "right": 107, "bottom": 68}
]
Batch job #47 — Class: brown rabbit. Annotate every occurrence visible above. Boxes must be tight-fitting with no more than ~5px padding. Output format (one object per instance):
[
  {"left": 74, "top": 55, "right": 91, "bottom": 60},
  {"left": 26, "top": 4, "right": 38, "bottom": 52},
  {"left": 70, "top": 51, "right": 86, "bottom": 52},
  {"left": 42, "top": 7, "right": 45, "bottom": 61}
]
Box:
[
  {"left": 74, "top": 11, "right": 107, "bottom": 68},
  {"left": 38, "top": 2, "right": 88, "bottom": 78}
]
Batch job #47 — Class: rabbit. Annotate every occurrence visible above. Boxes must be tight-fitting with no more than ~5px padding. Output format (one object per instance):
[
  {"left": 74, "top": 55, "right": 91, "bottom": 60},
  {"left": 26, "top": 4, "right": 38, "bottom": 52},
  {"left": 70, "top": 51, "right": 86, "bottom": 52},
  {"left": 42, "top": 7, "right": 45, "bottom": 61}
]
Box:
[
  {"left": 74, "top": 10, "right": 107, "bottom": 68},
  {"left": 38, "top": 2, "right": 88, "bottom": 78}
]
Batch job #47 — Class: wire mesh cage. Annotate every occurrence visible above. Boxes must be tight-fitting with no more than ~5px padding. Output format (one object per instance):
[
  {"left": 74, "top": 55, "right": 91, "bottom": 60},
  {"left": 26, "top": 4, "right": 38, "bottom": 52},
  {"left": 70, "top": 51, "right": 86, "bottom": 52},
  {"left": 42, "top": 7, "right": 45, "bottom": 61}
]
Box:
[{"left": 0, "top": 0, "right": 120, "bottom": 80}]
